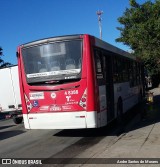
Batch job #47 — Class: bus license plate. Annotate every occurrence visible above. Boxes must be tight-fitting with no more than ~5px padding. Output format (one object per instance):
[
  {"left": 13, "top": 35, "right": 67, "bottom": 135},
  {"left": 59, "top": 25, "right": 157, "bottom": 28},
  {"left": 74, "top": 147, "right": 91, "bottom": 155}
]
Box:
[{"left": 50, "top": 106, "right": 61, "bottom": 111}]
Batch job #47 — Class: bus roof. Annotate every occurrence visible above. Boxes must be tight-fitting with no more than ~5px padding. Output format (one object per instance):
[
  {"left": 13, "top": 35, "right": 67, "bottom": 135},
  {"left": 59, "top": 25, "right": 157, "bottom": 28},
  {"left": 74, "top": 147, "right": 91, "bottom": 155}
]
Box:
[
  {"left": 94, "top": 36, "right": 136, "bottom": 60},
  {"left": 20, "top": 34, "right": 136, "bottom": 60},
  {"left": 21, "top": 34, "right": 82, "bottom": 48}
]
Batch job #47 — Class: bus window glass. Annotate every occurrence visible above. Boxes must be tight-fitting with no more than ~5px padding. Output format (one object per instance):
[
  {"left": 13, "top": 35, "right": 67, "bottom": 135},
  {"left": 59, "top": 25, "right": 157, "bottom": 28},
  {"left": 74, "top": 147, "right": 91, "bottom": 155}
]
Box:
[
  {"left": 94, "top": 50, "right": 103, "bottom": 79},
  {"left": 113, "top": 57, "right": 118, "bottom": 83},
  {"left": 22, "top": 40, "right": 82, "bottom": 83},
  {"left": 122, "top": 59, "right": 128, "bottom": 82}
]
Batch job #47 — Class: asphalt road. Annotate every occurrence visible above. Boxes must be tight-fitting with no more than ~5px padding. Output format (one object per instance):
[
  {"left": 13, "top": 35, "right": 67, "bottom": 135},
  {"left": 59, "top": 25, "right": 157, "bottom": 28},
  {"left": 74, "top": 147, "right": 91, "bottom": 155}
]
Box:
[
  {"left": 0, "top": 114, "right": 140, "bottom": 167},
  {"left": 0, "top": 119, "right": 83, "bottom": 159}
]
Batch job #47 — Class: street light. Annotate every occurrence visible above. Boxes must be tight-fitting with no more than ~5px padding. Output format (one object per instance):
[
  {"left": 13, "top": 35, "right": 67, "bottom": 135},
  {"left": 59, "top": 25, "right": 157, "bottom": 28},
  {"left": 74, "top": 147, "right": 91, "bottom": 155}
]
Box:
[{"left": 96, "top": 10, "right": 103, "bottom": 39}]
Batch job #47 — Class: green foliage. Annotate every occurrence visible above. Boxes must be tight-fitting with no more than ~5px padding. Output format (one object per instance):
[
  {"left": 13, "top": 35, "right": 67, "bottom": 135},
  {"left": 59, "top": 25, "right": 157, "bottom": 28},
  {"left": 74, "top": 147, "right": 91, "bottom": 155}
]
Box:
[
  {"left": 116, "top": 0, "right": 160, "bottom": 75},
  {"left": 0, "top": 46, "right": 12, "bottom": 68}
]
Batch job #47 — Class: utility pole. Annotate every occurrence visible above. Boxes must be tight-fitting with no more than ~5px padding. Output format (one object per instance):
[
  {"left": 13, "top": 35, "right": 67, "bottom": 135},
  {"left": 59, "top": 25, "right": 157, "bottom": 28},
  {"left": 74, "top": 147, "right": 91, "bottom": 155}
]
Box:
[{"left": 96, "top": 10, "right": 103, "bottom": 39}]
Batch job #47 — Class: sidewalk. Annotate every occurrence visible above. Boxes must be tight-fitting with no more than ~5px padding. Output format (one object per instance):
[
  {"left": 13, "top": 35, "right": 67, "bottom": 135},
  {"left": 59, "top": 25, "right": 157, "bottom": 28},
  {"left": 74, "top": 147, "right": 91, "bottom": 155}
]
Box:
[{"left": 66, "top": 88, "right": 160, "bottom": 167}]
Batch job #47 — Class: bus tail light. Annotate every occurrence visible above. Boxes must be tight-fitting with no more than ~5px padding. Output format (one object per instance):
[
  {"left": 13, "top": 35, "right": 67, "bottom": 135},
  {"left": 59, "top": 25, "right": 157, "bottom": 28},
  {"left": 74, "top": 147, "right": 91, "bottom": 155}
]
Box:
[
  {"left": 79, "top": 89, "right": 87, "bottom": 110},
  {"left": 25, "top": 94, "right": 32, "bottom": 112}
]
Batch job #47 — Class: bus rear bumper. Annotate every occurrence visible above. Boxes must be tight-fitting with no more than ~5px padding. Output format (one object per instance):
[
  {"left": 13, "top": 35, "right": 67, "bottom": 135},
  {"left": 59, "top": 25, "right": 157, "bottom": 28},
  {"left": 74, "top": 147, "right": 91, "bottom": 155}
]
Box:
[{"left": 23, "top": 111, "right": 98, "bottom": 129}]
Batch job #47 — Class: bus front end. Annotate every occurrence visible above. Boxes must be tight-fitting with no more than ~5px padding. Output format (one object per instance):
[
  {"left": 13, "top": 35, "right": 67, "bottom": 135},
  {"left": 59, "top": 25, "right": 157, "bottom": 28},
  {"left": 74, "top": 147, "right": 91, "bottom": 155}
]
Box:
[{"left": 17, "top": 35, "right": 97, "bottom": 129}]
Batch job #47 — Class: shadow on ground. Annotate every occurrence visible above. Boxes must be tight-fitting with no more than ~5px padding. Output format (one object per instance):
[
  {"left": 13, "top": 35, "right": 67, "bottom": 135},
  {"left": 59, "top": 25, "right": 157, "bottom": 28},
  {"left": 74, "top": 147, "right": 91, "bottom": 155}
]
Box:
[
  {"left": 0, "top": 125, "right": 16, "bottom": 130},
  {"left": 0, "top": 130, "right": 25, "bottom": 141},
  {"left": 127, "top": 94, "right": 160, "bottom": 133},
  {"left": 54, "top": 94, "right": 160, "bottom": 138}
]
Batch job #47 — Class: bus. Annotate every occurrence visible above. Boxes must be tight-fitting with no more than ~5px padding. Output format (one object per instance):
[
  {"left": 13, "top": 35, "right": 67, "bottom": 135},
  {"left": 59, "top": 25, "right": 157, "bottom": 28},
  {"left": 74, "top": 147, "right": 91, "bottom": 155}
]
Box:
[{"left": 17, "top": 34, "right": 144, "bottom": 129}]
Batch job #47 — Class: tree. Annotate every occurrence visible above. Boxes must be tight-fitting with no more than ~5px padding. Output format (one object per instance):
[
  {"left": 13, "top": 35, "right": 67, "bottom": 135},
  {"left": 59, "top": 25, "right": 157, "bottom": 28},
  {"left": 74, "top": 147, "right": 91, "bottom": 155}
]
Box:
[
  {"left": 0, "top": 46, "right": 12, "bottom": 68},
  {"left": 116, "top": 0, "right": 160, "bottom": 76}
]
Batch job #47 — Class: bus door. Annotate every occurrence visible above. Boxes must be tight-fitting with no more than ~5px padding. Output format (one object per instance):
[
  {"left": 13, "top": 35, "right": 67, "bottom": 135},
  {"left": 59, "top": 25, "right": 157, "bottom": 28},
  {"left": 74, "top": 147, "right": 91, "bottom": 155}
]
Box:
[
  {"left": 103, "top": 52, "right": 115, "bottom": 122},
  {"left": 95, "top": 49, "right": 115, "bottom": 125},
  {"left": 94, "top": 49, "right": 107, "bottom": 127}
]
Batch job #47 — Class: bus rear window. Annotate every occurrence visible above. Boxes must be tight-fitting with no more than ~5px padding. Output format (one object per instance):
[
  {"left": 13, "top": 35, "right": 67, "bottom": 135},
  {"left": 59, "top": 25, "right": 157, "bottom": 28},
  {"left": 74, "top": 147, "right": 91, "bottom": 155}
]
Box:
[{"left": 22, "top": 40, "right": 82, "bottom": 83}]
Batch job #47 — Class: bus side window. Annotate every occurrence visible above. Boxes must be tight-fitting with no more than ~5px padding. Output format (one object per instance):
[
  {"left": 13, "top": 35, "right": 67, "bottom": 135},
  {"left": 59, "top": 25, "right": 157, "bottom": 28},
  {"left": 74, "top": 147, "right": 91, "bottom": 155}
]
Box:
[
  {"left": 129, "top": 61, "right": 134, "bottom": 87},
  {"left": 113, "top": 57, "right": 123, "bottom": 83},
  {"left": 94, "top": 50, "right": 103, "bottom": 79},
  {"left": 113, "top": 57, "right": 118, "bottom": 83}
]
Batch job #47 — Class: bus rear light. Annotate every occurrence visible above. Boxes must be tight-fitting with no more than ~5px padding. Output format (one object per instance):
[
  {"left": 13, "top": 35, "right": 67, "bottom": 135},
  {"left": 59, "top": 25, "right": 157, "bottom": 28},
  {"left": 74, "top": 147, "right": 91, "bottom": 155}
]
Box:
[
  {"left": 25, "top": 94, "right": 33, "bottom": 112},
  {"left": 27, "top": 102, "right": 30, "bottom": 105},
  {"left": 81, "top": 98, "right": 86, "bottom": 102},
  {"left": 79, "top": 89, "right": 87, "bottom": 110},
  {"left": 83, "top": 104, "right": 86, "bottom": 108}
]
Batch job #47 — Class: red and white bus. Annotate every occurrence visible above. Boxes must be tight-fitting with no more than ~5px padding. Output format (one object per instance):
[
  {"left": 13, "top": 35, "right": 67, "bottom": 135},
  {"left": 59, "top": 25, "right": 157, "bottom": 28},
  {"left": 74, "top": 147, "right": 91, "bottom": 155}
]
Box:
[{"left": 17, "top": 34, "right": 144, "bottom": 129}]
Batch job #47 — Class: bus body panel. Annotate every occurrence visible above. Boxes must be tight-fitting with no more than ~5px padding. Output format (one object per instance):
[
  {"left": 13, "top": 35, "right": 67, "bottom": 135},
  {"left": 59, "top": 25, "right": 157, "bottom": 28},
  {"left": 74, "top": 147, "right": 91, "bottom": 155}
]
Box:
[
  {"left": 23, "top": 111, "right": 98, "bottom": 129},
  {"left": 98, "top": 85, "right": 107, "bottom": 127},
  {"left": 21, "top": 79, "right": 90, "bottom": 129},
  {"left": 93, "top": 35, "right": 143, "bottom": 124},
  {"left": 114, "top": 82, "right": 141, "bottom": 116},
  {"left": 23, "top": 80, "right": 87, "bottom": 113}
]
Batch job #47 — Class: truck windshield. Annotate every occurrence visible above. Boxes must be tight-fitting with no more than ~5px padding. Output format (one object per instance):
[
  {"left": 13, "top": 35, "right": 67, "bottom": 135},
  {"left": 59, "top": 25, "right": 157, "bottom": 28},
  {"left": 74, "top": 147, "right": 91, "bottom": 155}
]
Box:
[{"left": 22, "top": 39, "right": 82, "bottom": 84}]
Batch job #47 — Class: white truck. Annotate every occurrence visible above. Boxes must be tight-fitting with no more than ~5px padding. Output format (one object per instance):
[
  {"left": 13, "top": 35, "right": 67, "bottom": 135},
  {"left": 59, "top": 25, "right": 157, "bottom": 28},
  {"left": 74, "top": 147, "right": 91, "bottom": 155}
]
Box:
[{"left": 0, "top": 65, "right": 23, "bottom": 124}]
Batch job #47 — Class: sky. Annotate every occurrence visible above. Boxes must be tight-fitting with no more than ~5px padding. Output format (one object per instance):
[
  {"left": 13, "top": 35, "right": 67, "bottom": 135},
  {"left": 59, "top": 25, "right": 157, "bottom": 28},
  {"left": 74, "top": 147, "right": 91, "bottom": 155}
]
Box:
[{"left": 0, "top": 0, "right": 149, "bottom": 65}]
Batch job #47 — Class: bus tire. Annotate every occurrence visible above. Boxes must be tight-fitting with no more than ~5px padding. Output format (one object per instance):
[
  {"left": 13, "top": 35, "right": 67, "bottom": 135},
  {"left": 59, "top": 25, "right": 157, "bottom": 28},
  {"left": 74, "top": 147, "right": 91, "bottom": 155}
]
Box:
[
  {"left": 117, "top": 98, "right": 123, "bottom": 124},
  {"left": 13, "top": 115, "right": 23, "bottom": 124}
]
